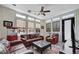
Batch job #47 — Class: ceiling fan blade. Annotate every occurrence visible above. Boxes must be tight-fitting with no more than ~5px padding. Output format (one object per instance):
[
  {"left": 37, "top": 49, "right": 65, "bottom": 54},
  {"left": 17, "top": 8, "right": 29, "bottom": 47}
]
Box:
[
  {"left": 43, "top": 10, "right": 50, "bottom": 12},
  {"left": 12, "top": 4, "right": 16, "bottom": 6},
  {"left": 38, "top": 13, "right": 40, "bottom": 16},
  {"left": 41, "top": 6, "right": 44, "bottom": 12},
  {"left": 42, "top": 13, "right": 46, "bottom": 16}
]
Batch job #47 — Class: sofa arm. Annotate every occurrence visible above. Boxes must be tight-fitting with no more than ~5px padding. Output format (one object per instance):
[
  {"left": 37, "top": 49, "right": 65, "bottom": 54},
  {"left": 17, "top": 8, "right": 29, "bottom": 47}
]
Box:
[
  {"left": 40, "top": 36, "right": 44, "bottom": 40},
  {"left": 10, "top": 41, "right": 22, "bottom": 46}
]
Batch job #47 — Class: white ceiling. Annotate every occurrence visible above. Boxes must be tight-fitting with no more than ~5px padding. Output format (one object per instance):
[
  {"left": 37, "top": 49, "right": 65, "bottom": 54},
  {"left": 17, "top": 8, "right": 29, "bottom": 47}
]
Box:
[{"left": 1, "top": 4, "right": 79, "bottom": 20}]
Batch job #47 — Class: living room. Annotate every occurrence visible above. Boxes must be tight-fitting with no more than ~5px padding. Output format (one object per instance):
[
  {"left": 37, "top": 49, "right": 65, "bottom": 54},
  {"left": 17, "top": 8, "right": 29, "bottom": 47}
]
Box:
[{"left": 0, "top": 4, "right": 79, "bottom": 54}]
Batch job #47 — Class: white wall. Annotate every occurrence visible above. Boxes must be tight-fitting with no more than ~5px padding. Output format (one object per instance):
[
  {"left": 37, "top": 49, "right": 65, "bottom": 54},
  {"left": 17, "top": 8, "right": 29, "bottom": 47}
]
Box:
[
  {"left": 0, "top": 5, "right": 79, "bottom": 42},
  {"left": 40, "top": 20, "right": 47, "bottom": 39},
  {"left": 0, "top": 6, "right": 16, "bottom": 39},
  {"left": 75, "top": 9, "right": 79, "bottom": 41},
  {"left": 0, "top": 6, "right": 45, "bottom": 40}
]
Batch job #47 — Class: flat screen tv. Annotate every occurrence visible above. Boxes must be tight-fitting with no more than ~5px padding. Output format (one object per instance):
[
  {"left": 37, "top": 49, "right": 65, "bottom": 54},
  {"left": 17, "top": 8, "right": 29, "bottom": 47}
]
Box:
[{"left": 3, "top": 21, "right": 13, "bottom": 27}]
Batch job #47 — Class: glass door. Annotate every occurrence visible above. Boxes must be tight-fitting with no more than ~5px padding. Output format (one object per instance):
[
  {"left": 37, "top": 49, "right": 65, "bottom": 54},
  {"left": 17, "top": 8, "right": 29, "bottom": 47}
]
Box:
[{"left": 62, "top": 17, "right": 76, "bottom": 54}]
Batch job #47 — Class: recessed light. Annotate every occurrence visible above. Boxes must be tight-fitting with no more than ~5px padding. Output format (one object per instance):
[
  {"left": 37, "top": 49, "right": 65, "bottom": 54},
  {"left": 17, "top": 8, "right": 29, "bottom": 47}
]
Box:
[{"left": 12, "top": 4, "right": 16, "bottom": 6}]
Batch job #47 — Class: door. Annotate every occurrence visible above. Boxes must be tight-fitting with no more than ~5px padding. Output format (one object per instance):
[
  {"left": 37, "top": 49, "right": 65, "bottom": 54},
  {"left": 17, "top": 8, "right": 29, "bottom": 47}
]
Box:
[{"left": 62, "top": 17, "right": 76, "bottom": 54}]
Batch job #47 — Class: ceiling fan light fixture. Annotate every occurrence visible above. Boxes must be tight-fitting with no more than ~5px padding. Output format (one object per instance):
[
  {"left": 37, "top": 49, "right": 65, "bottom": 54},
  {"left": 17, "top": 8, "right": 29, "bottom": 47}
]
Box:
[
  {"left": 12, "top": 4, "right": 16, "bottom": 6},
  {"left": 27, "top": 6, "right": 50, "bottom": 16}
]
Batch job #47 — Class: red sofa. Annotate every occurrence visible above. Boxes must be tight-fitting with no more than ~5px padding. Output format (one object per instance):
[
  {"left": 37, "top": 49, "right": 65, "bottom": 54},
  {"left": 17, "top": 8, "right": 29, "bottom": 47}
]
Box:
[{"left": 21, "top": 34, "right": 44, "bottom": 47}]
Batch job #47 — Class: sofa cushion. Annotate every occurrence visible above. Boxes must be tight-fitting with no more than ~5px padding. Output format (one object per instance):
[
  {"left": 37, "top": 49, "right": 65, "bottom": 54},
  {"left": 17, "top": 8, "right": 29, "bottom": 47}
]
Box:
[
  {"left": 10, "top": 43, "right": 25, "bottom": 53},
  {"left": 7, "top": 35, "right": 17, "bottom": 41},
  {"left": 26, "top": 37, "right": 42, "bottom": 43},
  {"left": 12, "top": 47, "right": 33, "bottom": 54},
  {"left": 9, "top": 40, "right": 22, "bottom": 43},
  {"left": 26, "top": 39, "right": 34, "bottom": 42},
  {"left": 34, "top": 37, "right": 41, "bottom": 40}
]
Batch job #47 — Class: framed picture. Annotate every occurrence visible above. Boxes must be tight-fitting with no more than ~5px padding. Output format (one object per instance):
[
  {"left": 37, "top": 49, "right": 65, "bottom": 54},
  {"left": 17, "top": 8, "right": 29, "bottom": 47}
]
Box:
[
  {"left": 41, "top": 26, "right": 44, "bottom": 29},
  {"left": 3, "top": 21, "right": 13, "bottom": 27}
]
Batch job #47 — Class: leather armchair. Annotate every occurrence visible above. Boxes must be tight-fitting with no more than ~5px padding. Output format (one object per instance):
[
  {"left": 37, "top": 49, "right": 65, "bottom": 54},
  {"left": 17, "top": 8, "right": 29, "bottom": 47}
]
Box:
[{"left": 46, "top": 34, "right": 59, "bottom": 44}]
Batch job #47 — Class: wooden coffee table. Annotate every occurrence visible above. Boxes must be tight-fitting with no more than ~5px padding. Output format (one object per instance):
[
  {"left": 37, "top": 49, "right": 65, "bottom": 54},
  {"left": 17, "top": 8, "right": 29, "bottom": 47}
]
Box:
[{"left": 32, "top": 40, "right": 51, "bottom": 54}]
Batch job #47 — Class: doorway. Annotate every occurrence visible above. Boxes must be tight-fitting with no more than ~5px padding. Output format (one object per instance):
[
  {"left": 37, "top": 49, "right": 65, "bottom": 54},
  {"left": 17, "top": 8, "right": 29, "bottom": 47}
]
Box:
[{"left": 62, "top": 17, "right": 76, "bottom": 54}]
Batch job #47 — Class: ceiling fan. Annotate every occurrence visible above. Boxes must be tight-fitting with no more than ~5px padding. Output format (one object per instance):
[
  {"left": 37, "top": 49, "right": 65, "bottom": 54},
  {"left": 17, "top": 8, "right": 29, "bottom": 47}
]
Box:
[
  {"left": 38, "top": 6, "right": 50, "bottom": 16},
  {"left": 28, "top": 6, "right": 50, "bottom": 16}
]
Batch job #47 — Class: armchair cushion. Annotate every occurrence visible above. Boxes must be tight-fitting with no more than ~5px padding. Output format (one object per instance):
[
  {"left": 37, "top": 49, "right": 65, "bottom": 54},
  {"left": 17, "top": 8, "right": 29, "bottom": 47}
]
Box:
[{"left": 51, "top": 34, "right": 59, "bottom": 44}]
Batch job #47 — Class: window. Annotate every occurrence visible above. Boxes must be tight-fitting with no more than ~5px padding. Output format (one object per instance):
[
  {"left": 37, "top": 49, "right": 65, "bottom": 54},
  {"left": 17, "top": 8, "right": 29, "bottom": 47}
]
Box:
[
  {"left": 16, "top": 14, "right": 26, "bottom": 19},
  {"left": 27, "top": 17, "right": 34, "bottom": 21},
  {"left": 36, "top": 23, "right": 40, "bottom": 28},
  {"left": 35, "top": 23, "right": 40, "bottom": 33},
  {"left": 16, "top": 20, "right": 26, "bottom": 27},
  {"left": 52, "top": 21, "right": 60, "bottom": 32},
  {"left": 16, "top": 20, "right": 27, "bottom": 33},
  {"left": 52, "top": 18, "right": 60, "bottom": 21},
  {"left": 46, "top": 19, "right": 51, "bottom": 23},
  {"left": 28, "top": 29, "right": 35, "bottom": 34},
  {"left": 28, "top": 21, "right": 34, "bottom": 34},
  {"left": 28, "top": 22, "right": 34, "bottom": 28},
  {"left": 46, "top": 23, "right": 51, "bottom": 32},
  {"left": 35, "top": 19, "right": 40, "bottom": 22},
  {"left": 46, "top": 19, "right": 51, "bottom": 32}
]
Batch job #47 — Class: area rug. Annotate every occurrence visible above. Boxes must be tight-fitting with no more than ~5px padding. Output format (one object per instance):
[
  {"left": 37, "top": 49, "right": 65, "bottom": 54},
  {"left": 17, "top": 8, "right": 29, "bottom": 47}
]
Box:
[{"left": 27, "top": 45, "right": 60, "bottom": 54}]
